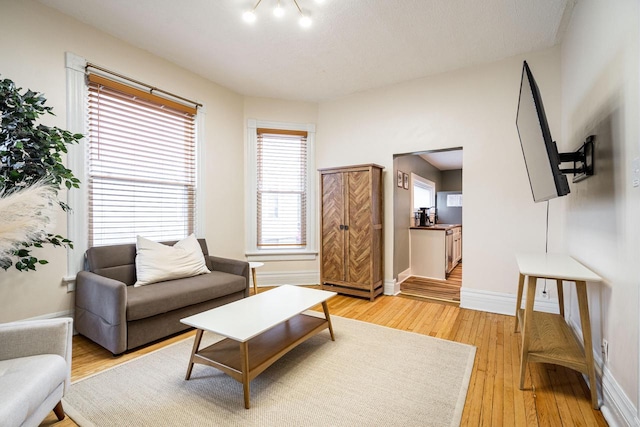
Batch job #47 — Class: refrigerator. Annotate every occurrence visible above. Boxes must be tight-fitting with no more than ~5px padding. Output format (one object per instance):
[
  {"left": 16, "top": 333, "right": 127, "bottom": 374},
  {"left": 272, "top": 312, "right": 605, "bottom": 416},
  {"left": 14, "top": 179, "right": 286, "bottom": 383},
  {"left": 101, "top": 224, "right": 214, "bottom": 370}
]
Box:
[{"left": 436, "top": 191, "right": 462, "bottom": 224}]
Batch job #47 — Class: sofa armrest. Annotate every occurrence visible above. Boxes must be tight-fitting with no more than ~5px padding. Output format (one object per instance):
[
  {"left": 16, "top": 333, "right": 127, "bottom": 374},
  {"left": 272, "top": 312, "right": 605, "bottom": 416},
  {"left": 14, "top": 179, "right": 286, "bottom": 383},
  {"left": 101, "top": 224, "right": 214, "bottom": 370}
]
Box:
[
  {"left": 0, "top": 318, "right": 73, "bottom": 391},
  {"left": 76, "top": 271, "right": 127, "bottom": 326},
  {"left": 207, "top": 256, "right": 250, "bottom": 297},
  {"left": 75, "top": 271, "right": 128, "bottom": 354}
]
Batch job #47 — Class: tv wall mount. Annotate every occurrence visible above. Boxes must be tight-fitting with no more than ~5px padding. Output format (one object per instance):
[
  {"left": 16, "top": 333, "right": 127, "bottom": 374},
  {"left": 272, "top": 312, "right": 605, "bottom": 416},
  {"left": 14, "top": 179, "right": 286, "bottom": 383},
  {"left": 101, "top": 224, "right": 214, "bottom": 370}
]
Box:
[{"left": 558, "top": 135, "right": 595, "bottom": 183}]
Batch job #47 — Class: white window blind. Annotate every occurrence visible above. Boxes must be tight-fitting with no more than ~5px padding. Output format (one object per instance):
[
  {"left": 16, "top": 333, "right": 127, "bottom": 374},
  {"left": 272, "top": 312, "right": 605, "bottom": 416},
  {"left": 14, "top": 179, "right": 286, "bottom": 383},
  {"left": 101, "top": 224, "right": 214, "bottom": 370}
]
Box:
[
  {"left": 256, "top": 129, "right": 307, "bottom": 248},
  {"left": 87, "top": 74, "right": 197, "bottom": 246}
]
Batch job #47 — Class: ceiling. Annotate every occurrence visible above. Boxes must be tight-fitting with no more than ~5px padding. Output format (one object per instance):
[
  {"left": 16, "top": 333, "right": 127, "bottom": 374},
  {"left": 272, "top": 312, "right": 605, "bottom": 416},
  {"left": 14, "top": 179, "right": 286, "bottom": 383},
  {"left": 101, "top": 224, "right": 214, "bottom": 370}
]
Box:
[
  {"left": 420, "top": 150, "right": 463, "bottom": 171},
  {"left": 38, "top": 0, "right": 572, "bottom": 102}
]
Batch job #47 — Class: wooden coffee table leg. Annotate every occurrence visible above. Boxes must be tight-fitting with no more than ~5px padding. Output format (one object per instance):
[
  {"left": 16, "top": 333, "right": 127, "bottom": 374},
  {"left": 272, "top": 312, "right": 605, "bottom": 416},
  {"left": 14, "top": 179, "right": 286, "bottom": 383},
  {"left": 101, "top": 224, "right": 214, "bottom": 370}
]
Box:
[
  {"left": 185, "top": 329, "right": 204, "bottom": 380},
  {"left": 240, "top": 341, "right": 250, "bottom": 409},
  {"left": 322, "top": 301, "right": 335, "bottom": 341}
]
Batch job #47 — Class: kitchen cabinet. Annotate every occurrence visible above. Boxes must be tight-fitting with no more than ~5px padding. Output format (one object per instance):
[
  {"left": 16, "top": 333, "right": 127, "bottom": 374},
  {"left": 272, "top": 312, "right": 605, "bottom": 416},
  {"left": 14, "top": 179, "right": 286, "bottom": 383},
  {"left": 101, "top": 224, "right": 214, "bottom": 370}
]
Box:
[
  {"left": 449, "top": 226, "right": 462, "bottom": 273},
  {"left": 319, "top": 164, "right": 384, "bottom": 301},
  {"left": 410, "top": 225, "right": 461, "bottom": 280}
]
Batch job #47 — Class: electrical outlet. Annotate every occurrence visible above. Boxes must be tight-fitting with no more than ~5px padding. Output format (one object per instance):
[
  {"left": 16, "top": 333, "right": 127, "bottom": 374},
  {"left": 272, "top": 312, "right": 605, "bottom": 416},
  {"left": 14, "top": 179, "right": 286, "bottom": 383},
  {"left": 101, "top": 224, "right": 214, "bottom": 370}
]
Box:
[
  {"left": 540, "top": 288, "right": 550, "bottom": 299},
  {"left": 602, "top": 339, "right": 609, "bottom": 362},
  {"left": 632, "top": 157, "right": 640, "bottom": 188}
]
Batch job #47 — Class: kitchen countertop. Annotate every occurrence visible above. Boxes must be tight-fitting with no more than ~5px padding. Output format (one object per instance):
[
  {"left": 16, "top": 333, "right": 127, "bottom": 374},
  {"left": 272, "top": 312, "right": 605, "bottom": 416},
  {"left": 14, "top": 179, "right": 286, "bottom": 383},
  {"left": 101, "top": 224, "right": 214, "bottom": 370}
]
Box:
[{"left": 410, "top": 224, "right": 462, "bottom": 230}]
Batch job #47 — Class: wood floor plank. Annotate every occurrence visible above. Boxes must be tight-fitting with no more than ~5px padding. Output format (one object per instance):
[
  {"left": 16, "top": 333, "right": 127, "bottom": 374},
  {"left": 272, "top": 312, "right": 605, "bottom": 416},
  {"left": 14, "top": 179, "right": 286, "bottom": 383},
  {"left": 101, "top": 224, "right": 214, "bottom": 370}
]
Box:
[
  {"left": 481, "top": 314, "right": 498, "bottom": 426},
  {"left": 42, "top": 285, "right": 609, "bottom": 427},
  {"left": 400, "top": 263, "right": 462, "bottom": 303},
  {"left": 547, "top": 365, "right": 586, "bottom": 427},
  {"left": 510, "top": 319, "right": 529, "bottom": 426},
  {"left": 491, "top": 316, "right": 505, "bottom": 427},
  {"left": 463, "top": 312, "right": 487, "bottom": 425},
  {"left": 459, "top": 309, "right": 477, "bottom": 345},
  {"left": 530, "top": 363, "right": 563, "bottom": 427},
  {"left": 503, "top": 316, "right": 516, "bottom": 427}
]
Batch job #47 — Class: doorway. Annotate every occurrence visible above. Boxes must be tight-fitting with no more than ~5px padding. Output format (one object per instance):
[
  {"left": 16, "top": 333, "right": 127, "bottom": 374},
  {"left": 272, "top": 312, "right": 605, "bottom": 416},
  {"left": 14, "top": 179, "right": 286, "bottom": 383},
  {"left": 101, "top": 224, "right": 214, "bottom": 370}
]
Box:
[{"left": 392, "top": 148, "right": 463, "bottom": 304}]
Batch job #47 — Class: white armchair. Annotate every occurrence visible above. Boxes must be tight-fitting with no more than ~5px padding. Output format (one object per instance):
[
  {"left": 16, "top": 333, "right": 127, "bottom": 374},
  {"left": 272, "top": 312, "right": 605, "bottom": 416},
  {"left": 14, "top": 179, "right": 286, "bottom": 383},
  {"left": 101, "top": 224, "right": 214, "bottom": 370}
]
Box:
[{"left": 0, "top": 317, "right": 73, "bottom": 427}]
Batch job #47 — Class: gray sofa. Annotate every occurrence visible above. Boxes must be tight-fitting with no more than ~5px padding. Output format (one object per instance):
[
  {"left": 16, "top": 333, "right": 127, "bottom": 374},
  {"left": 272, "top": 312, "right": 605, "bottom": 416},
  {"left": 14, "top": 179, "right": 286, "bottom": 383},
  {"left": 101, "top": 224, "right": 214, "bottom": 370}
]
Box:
[{"left": 75, "top": 239, "right": 249, "bottom": 355}]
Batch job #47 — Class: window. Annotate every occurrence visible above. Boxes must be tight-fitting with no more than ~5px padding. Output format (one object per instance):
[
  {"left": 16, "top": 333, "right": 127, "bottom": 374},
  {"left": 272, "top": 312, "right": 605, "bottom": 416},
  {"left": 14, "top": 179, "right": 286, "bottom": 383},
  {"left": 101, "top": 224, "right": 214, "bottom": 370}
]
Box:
[
  {"left": 86, "top": 74, "right": 198, "bottom": 246},
  {"left": 257, "top": 129, "right": 307, "bottom": 247},
  {"left": 411, "top": 173, "right": 435, "bottom": 213},
  {"left": 65, "top": 53, "right": 204, "bottom": 279},
  {"left": 246, "top": 120, "right": 316, "bottom": 261}
]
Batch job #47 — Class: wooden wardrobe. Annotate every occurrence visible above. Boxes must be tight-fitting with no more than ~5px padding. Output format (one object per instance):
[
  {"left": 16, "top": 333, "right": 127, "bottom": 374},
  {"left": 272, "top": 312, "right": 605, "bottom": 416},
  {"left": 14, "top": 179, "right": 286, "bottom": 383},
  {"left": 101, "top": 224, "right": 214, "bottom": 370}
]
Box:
[{"left": 319, "top": 164, "right": 384, "bottom": 301}]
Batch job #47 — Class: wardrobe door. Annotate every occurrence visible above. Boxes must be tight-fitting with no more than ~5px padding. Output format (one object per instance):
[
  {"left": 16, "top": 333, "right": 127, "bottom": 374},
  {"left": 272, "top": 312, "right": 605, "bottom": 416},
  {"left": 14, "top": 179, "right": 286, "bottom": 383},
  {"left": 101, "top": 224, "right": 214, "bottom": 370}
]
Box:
[
  {"left": 321, "top": 172, "right": 345, "bottom": 283},
  {"left": 345, "top": 170, "right": 372, "bottom": 288}
]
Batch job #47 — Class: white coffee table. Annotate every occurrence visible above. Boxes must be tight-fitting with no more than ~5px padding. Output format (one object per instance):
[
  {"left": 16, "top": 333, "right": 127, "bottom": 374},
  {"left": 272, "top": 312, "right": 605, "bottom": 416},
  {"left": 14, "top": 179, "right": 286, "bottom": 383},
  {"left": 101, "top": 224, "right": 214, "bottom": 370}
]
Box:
[{"left": 180, "top": 285, "right": 337, "bottom": 409}]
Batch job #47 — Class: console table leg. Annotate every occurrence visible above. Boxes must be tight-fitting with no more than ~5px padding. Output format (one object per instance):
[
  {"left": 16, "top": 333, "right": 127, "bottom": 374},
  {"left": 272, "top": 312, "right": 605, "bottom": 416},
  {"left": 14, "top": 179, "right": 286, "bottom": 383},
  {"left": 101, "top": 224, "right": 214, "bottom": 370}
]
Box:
[
  {"left": 514, "top": 273, "right": 525, "bottom": 332},
  {"left": 240, "top": 341, "right": 251, "bottom": 409},
  {"left": 556, "top": 279, "right": 565, "bottom": 318},
  {"left": 185, "top": 329, "right": 203, "bottom": 380},
  {"left": 519, "top": 275, "right": 537, "bottom": 389},
  {"left": 576, "top": 281, "right": 599, "bottom": 409}
]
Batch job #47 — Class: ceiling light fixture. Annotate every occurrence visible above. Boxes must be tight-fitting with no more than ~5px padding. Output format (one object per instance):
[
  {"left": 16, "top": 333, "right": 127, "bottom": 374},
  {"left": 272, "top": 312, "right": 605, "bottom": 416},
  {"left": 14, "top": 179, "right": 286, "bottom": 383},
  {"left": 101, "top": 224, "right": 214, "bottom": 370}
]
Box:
[
  {"left": 273, "top": 0, "right": 285, "bottom": 17},
  {"left": 243, "top": 0, "right": 314, "bottom": 28}
]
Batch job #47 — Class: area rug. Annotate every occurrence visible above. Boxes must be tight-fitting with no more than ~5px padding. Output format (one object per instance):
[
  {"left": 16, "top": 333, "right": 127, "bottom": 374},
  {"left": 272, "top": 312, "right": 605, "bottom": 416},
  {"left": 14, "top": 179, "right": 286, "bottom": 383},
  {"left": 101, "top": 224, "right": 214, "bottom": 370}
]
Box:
[{"left": 63, "top": 315, "right": 476, "bottom": 427}]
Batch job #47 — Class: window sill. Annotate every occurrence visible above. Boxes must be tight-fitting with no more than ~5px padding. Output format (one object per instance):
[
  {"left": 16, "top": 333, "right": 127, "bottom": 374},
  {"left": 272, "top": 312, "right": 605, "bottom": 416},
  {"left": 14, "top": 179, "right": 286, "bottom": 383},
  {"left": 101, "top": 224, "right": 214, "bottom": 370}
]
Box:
[{"left": 246, "top": 250, "right": 318, "bottom": 262}]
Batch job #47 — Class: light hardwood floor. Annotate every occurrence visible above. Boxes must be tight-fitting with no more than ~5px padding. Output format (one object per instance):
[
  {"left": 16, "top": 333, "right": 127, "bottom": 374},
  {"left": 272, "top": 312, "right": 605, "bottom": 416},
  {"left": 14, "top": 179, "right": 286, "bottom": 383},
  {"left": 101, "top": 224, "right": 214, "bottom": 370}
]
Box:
[
  {"left": 401, "top": 262, "right": 462, "bottom": 303},
  {"left": 42, "top": 288, "right": 607, "bottom": 426}
]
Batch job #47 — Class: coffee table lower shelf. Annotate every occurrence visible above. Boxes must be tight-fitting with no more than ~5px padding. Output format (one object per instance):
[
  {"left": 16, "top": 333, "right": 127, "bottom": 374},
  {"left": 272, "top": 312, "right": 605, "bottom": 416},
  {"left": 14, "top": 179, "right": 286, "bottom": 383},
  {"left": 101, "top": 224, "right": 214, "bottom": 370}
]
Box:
[{"left": 185, "top": 313, "right": 333, "bottom": 408}]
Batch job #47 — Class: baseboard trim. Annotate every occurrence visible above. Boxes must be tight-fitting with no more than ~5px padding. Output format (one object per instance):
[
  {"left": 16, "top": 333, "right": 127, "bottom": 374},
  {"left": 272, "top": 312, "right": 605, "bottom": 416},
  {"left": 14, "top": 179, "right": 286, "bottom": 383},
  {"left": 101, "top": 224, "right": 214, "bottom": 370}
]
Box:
[
  {"left": 397, "top": 267, "right": 411, "bottom": 285},
  {"left": 384, "top": 279, "right": 400, "bottom": 296},
  {"left": 460, "top": 287, "right": 560, "bottom": 316},
  {"left": 598, "top": 364, "right": 639, "bottom": 427},
  {"left": 22, "top": 309, "right": 74, "bottom": 321}
]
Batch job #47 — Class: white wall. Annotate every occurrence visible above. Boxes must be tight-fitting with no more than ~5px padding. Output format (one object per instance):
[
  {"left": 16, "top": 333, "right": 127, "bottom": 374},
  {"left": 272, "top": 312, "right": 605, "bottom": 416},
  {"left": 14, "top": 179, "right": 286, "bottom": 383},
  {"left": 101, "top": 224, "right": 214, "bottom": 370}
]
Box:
[
  {"left": 316, "top": 48, "right": 564, "bottom": 298},
  {"left": 0, "top": 0, "right": 245, "bottom": 322},
  {"left": 561, "top": 0, "right": 640, "bottom": 415}
]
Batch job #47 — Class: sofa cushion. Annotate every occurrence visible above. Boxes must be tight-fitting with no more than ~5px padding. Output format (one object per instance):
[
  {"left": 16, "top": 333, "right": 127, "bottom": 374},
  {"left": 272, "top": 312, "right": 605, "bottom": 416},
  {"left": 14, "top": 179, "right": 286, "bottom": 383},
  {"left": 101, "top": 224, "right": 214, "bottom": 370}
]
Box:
[
  {"left": 0, "top": 354, "right": 67, "bottom": 427},
  {"left": 134, "top": 234, "right": 210, "bottom": 287},
  {"left": 126, "top": 271, "right": 246, "bottom": 321}
]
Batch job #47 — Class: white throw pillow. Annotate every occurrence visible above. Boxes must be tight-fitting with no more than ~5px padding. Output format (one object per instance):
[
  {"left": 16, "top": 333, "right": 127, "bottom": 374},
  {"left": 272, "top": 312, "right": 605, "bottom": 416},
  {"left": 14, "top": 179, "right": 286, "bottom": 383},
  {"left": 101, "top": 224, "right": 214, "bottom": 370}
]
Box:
[{"left": 134, "top": 234, "right": 210, "bottom": 287}]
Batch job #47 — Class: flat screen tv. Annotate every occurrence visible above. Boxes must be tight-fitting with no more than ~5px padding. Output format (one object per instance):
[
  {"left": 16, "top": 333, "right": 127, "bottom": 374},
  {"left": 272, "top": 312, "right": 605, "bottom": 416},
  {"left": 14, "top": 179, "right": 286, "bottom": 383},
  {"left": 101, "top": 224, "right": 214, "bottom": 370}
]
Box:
[{"left": 516, "top": 61, "right": 570, "bottom": 202}]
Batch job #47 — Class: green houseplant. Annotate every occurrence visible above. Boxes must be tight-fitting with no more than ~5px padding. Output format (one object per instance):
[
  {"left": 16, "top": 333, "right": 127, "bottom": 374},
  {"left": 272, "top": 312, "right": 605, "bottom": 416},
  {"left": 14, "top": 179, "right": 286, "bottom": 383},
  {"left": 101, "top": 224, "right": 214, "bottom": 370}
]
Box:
[{"left": 0, "top": 76, "right": 82, "bottom": 271}]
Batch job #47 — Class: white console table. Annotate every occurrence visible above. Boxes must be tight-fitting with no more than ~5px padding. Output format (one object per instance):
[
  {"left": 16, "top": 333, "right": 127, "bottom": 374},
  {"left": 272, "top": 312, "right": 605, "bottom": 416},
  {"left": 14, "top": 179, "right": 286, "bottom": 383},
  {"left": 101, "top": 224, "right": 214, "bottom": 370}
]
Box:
[{"left": 514, "top": 253, "right": 602, "bottom": 409}]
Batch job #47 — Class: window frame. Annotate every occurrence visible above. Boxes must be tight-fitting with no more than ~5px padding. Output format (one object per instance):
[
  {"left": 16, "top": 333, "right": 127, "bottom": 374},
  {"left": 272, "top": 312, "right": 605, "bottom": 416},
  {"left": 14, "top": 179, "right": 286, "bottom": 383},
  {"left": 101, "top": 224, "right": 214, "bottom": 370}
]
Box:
[
  {"left": 64, "top": 52, "right": 205, "bottom": 280},
  {"left": 245, "top": 119, "right": 317, "bottom": 261}
]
